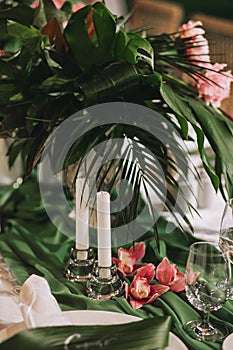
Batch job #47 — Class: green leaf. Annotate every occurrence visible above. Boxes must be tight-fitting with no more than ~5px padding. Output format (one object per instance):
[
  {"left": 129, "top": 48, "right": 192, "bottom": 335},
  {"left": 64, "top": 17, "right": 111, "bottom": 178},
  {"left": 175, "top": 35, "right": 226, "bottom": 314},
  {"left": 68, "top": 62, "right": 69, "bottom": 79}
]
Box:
[
  {"left": 157, "top": 79, "right": 230, "bottom": 191},
  {"left": 40, "top": 76, "right": 73, "bottom": 93},
  {"left": 33, "top": 0, "right": 62, "bottom": 29},
  {"left": 7, "top": 139, "right": 23, "bottom": 168},
  {"left": 0, "top": 101, "right": 31, "bottom": 138},
  {"left": 7, "top": 20, "right": 41, "bottom": 43},
  {"left": 0, "top": 60, "right": 20, "bottom": 78},
  {"left": 0, "top": 317, "right": 171, "bottom": 350},
  {"left": 189, "top": 98, "right": 233, "bottom": 186},
  {"left": 160, "top": 82, "right": 196, "bottom": 125},
  {"left": 64, "top": 3, "right": 116, "bottom": 71},
  {"left": 0, "top": 82, "right": 19, "bottom": 102},
  {"left": 25, "top": 129, "right": 50, "bottom": 178},
  {"left": 0, "top": 4, "right": 34, "bottom": 25},
  {"left": 142, "top": 71, "right": 162, "bottom": 89},
  {"left": 79, "top": 60, "right": 140, "bottom": 105},
  {"left": 115, "top": 29, "right": 154, "bottom": 68},
  {"left": 173, "top": 114, "right": 189, "bottom": 139},
  {"left": 190, "top": 123, "right": 219, "bottom": 191}
]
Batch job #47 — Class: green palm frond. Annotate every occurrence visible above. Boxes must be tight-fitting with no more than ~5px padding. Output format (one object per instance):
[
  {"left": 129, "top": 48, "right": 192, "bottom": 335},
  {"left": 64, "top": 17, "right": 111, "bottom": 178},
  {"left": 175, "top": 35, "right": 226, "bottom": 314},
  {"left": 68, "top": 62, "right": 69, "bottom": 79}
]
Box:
[{"left": 60, "top": 109, "right": 194, "bottom": 243}]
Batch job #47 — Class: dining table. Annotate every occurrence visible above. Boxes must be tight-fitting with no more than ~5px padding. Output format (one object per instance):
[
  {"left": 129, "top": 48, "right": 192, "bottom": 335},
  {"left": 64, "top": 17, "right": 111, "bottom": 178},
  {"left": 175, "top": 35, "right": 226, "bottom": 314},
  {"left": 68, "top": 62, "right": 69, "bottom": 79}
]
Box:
[{"left": 0, "top": 172, "right": 232, "bottom": 350}]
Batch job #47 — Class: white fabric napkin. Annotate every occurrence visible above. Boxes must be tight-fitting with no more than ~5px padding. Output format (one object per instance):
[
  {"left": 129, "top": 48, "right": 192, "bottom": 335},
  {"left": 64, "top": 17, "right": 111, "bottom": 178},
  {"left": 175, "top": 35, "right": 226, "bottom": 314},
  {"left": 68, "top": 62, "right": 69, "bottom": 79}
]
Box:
[
  {"left": 19, "top": 274, "right": 72, "bottom": 328},
  {"left": 0, "top": 296, "right": 23, "bottom": 324}
]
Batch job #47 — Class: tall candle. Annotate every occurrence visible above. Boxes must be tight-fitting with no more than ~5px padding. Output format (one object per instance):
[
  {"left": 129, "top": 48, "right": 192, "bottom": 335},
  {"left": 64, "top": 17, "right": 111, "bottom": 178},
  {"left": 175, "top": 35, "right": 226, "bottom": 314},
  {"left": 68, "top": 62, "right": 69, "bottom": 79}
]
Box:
[
  {"left": 75, "top": 178, "right": 89, "bottom": 252},
  {"left": 97, "top": 191, "right": 112, "bottom": 268}
]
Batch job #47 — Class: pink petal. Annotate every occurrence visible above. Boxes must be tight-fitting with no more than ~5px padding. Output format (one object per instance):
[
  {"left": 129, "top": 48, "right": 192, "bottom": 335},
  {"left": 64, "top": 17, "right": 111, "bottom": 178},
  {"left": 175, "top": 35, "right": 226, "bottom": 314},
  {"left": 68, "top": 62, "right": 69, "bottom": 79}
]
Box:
[
  {"left": 150, "top": 284, "right": 170, "bottom": 297},
  {"left": 136, "top": 263, "right": 155, "bottom": 282},
  {"left": 167, "top": 265, "right": 185, "bottom": 292},
  {"left": 123, "top": 263, "right": 147, "bottom": 277},
  {"left": 128, "top": 281, "right": 170, "bottom": 309},
  {"left": 112, "top": 257, "right": 118, "bottom": 265},
  {"left": 143, "top": 285, "right": 169, "bottom": 305},
  {"left": 129, "top": 296, "right": 144, "bottom": 309},
  {"left": 130, "top": 288, "right": 144, "bottom": 300},
  {"left": 117, "top": 261, "right": 128, "bottom": 276},
  {"left": 129, "top": 284, "right": 170, "bottom": 309},
  {"left": 156, "top": 257, "right": 174, "bottom": 285},
  {"left": 169, "top": 278, "right": 185, "bottom": 292},
  {"left": 118, "top": 247, "right": 130, "bottom": 261},
  {"left": 124, "top": 281, "right": 129, "bottom": 299},
  {"left": 118, "top": 248, "right": 135, "bottom": 268},
  {"left": 144, "top": 293, "right": 160, "bottom": 305},
  {"left": 112, "top": 258, "right": 126, "bottom": 275},
  {"left": 130, "top": 263, "right": 147, "bottom": 274},
  {"left": 129, "top": 242, "right": 145, "bottom": 261},
  {"left": 53, "top": 0, "right": 65, "bottom": 9},
  {"left": 133, "top": 294, "right": 159, "bottom": 307},
  {"left": 186, "top": 271, "right": 200, "bottom": 286},
  {"left": 72, "top": 3, "right": 85, "bottom": 12},
  {"left": 130, "top": 277, "right": 150, "bottom": 300}
]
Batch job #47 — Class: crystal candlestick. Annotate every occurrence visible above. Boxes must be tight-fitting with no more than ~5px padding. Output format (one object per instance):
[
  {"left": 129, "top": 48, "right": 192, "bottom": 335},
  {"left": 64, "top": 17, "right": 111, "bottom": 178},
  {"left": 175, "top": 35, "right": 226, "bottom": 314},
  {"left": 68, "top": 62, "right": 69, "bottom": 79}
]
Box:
[
  {"left": 86, "top": 263, "right": 124, "bottom": 300},
  {"left": 64, "top": 247, "right": 94, "bottom": 282}
]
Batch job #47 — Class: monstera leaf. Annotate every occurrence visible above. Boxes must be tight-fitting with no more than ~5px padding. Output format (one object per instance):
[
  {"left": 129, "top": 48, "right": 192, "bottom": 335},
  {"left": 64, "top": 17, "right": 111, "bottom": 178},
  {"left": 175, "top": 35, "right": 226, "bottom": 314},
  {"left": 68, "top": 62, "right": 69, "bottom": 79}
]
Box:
[
  {"left": 64, "top": 3, "right": 117, "bottom": 71},
  {"left": 64, "top": 2, "right": 153, "bottom": 71}
]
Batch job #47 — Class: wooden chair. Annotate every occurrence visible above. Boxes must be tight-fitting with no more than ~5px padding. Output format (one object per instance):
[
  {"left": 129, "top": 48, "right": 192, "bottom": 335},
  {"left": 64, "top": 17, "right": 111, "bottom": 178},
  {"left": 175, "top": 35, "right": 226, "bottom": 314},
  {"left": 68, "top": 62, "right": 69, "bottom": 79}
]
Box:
[
  {"left": 128, "top": 0, "right": 184, "bottom": 35},
  {"left": 191, "top": 13, "right": 233, "bottom": 116}
]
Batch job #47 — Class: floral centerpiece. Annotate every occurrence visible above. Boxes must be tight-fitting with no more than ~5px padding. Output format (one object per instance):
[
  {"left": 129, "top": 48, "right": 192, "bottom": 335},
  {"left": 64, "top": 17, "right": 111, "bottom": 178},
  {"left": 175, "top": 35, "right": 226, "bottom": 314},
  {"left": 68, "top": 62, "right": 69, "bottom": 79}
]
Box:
[{"left": 0, "top": 0, "right": 233, "bottom": 236}]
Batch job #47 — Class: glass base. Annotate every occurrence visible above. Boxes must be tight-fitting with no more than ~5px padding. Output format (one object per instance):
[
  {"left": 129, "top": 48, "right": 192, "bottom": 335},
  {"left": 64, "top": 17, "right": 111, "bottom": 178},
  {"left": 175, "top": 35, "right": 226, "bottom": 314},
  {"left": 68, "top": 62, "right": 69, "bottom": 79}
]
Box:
[
  {"left": 64, "top": 247, "right": 94, "bottom": 282},
  {"left": 86, "top": 263, "right": 124, "bottom": 300},
  {"left": 183, "top": 320, "right": 228, "bottom": 341},
  {"left": 228, "top": 287, "right": 233, "bottom": 300}
]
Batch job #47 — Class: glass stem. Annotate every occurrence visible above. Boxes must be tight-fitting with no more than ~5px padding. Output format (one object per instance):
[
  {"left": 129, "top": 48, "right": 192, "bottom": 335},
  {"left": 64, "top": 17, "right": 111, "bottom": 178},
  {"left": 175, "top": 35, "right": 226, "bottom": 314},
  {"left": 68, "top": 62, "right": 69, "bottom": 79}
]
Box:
[
  {"left": 201, "top": 313, "right": 210, "bottom": 328},
  {"left": 198, "top": 312, "right": 213, "bottom": 335}
]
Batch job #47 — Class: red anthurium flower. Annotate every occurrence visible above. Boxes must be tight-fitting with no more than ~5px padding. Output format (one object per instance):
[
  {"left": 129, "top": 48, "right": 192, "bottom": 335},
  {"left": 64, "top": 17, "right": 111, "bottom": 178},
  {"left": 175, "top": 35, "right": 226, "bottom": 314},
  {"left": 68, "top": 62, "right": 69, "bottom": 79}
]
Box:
[
  {"left": 156, "top": 257, "right": 185, "bottom": 292},
  {"left": 125, "top": 264, "right": 169, "bottom": 309},
  {"left": 112, "top": 242, "right": 146, "bottom": 276}
]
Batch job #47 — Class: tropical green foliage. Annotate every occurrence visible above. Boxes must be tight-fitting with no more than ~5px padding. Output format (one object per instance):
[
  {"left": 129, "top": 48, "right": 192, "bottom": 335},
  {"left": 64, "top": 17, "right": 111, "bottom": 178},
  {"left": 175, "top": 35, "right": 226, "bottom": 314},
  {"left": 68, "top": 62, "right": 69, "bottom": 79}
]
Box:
[{"left": 0, "top": 0, "right": 232, "bottom": 236}]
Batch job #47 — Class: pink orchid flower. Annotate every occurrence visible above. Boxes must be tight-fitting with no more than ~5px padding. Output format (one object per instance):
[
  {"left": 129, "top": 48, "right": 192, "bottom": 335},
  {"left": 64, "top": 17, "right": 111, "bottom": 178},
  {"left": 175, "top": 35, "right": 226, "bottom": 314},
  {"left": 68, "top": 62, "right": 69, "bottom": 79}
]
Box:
[
  {"left": 178, "top": 20, "right": 205, "bottom": 38},
  {"left": 177, "top": 20, "right": 210, "bottom": 67},
  {"left": 156, "top": 257, "right": 185, "bottom": 292},
  {"left": 195, "top": 63, "right": 233, "bottom": 107},
  {"left": 125, "top": 264, "right": 169, "bottom": 309},
  {"left": 112, "top": 242, "right": 146, "bottom": 276}
]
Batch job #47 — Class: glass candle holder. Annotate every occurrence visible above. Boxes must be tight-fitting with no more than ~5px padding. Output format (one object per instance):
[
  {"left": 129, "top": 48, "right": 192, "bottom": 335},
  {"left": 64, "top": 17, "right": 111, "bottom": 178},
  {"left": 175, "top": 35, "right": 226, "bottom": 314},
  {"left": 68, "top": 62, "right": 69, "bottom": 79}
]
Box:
[
  {"left": 86, "top": 263, "right": 124, "bottom": 300},
  {"left": 64, "top": 247, "right": 94, "bottom": 282}
]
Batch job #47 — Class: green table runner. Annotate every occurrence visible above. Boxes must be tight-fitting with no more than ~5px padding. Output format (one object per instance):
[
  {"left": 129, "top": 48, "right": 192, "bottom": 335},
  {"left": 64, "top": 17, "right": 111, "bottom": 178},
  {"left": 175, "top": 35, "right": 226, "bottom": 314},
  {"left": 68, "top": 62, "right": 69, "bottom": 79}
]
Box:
[{"left": 0, "top": 175, "right": 233, "bottom": 350}]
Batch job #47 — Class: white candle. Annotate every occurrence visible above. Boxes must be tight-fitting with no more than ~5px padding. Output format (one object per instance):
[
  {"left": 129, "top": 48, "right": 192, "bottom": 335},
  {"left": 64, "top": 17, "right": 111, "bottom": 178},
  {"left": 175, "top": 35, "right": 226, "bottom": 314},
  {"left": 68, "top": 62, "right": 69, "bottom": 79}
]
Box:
[
  {"left": 75, "top": 178, "right": 89, "bottom": 254},
  {"left": 97, "top": 191, "right": 112, "bottom": 269}
]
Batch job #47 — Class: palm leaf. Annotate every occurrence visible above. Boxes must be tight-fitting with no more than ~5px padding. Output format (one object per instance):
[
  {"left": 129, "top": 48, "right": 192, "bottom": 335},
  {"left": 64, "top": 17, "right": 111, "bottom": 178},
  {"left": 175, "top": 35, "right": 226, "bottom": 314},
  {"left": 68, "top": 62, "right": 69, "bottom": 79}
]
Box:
[
  {"left": 61, "top": 116, "right": 193, "bottom": 239},
  {"left": 0, "top": 317, "right": 171, "bottom": 350}
]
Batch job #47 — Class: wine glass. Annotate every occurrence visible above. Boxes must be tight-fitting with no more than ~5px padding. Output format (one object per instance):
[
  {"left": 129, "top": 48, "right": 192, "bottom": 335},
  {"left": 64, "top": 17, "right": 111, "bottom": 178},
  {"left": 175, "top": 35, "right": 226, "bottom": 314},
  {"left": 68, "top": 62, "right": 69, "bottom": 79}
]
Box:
[
  {"left": 184, "top": 241, "right": 231, "bottom": 341},
  {"left": 219, "top": 198, "right": 233, "bottom": 299}
]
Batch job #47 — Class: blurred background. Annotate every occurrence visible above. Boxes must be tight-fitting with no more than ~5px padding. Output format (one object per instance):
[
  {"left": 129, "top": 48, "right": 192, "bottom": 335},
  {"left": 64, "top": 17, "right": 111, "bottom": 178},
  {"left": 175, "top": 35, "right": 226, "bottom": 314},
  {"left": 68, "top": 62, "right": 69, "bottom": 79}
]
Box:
[{"left": 127, "top": 0, "right": 233, "bottom": 21}]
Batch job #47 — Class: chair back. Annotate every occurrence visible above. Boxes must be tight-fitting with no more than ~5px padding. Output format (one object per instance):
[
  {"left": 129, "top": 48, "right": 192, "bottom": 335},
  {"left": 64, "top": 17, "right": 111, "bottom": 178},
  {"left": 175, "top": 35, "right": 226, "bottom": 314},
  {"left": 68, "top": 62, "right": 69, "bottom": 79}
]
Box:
[{"left": 128, "top": 0, "right": 184, "bottom": 35}]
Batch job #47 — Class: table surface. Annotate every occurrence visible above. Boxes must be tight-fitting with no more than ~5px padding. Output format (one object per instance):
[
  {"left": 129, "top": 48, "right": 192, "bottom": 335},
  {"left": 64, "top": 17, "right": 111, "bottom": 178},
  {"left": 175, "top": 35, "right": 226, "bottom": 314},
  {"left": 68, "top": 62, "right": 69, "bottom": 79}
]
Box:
[{"left": 0, "top": 175, "right": 232, "bottom": 350}]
